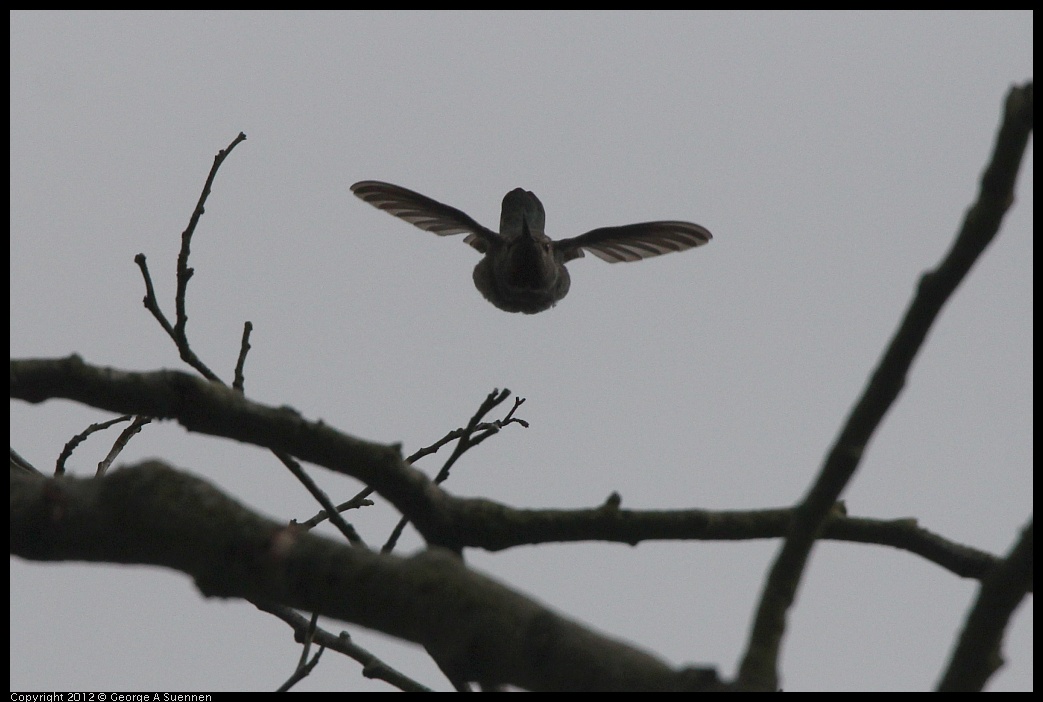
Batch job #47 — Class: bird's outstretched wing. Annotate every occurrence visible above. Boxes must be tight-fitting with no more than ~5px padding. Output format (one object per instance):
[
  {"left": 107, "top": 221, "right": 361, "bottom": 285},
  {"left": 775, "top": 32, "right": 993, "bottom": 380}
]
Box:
[
  {"left": 350, "top": 181, "right": 498, "bottom": 251},
  {"left": 555, "top": 221, "right": 712, "bottom": 263}
]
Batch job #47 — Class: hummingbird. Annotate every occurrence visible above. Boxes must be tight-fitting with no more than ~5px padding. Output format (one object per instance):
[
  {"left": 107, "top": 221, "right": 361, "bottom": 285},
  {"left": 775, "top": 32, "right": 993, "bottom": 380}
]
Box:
[{"left": 350, "top": 180, "right": 712, "bottom": 314}]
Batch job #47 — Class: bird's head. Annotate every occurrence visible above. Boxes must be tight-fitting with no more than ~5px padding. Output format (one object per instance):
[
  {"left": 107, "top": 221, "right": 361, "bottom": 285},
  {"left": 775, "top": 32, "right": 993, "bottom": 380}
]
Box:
[{"left": 500, "top": 188, "right": 546, "bottom": 240}]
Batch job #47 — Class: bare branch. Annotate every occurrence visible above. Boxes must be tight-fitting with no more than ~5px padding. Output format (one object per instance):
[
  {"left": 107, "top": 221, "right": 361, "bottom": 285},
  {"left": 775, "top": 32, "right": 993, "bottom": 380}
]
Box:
[
  {"left": 255, "top": 601, "right": 433, "bottom": 692},
  {"left": 937, "top": 520, "right": 1033, "bottom": 691},
  {"left": 10, "top": 461, "right": 720, "bottom": 691},
  {"left": 736, "top": 81, "right": 1034, "bottom": 691}
]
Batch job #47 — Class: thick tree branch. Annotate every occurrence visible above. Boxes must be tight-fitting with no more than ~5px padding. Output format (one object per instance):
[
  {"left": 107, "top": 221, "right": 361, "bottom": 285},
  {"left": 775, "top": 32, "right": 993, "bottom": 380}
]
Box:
[
  {"left": 10, "top": 355, "right": 1015, "bottom": 583},
  {"left": 10, "top": 460, "right": 719, "bottom": 691}
]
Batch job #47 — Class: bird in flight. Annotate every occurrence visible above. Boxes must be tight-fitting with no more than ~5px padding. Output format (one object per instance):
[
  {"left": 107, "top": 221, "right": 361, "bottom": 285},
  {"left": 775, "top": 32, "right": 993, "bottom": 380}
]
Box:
[{"left": 351, "top": 180, "right": 712, "bottom": 314}]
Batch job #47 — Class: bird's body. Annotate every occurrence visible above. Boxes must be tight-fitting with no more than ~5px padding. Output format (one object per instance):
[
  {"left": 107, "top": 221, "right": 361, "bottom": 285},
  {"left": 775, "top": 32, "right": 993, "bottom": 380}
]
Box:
[{"left": 350, "top": 180, "right": 712, "bottom": 313}]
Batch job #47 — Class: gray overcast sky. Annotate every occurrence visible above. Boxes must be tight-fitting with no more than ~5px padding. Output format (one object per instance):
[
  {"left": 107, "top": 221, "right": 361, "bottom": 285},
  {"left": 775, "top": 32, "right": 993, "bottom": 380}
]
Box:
[{"left": 10, "top": 11, "right": 1032, "bottom": 692}]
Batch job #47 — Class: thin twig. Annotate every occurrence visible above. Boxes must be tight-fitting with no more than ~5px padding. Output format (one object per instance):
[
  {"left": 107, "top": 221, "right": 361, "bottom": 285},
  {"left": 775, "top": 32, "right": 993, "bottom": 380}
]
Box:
[
  {"left": 254, "top": 601, "right": 433, "bottom": 692},
  {"left": 56, "top": 415, "right": 133, "bottom": 476},
  {"left": 381, "top": 390, "right": 527, "bottom": 554},
  {"left": 96, "top": 416, "right": 152, "bottom": 476}
]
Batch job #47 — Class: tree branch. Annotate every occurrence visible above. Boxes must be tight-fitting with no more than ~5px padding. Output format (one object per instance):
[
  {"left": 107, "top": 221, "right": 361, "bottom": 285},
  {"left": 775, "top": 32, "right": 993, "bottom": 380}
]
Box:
[
  {"left": 736, "top": 81, "right": 1033, "bottom": 691},
  {"left": 10, "top": 460, "right": 719, "bottom": 691}
]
